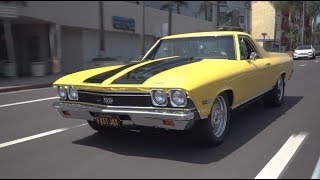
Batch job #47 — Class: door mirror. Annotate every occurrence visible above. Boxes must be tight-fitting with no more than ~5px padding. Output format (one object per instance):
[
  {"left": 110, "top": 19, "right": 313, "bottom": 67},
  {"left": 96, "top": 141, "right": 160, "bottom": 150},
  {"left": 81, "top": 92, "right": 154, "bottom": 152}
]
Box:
[{"left": 249, "top": 52, "right": 258, "bottom": 61}]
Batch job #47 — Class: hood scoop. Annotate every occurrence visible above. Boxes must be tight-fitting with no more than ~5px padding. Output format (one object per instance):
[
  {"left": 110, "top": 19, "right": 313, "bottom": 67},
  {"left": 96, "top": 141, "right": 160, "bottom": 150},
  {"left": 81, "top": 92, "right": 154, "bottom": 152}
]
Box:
[{"left": 111, "top": 56, "right": 202, "bottom": 84}]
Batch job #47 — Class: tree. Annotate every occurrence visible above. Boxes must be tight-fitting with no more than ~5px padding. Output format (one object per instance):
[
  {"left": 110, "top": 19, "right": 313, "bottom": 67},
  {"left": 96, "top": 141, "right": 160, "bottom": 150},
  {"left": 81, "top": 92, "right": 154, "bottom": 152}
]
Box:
[
  {"left": 160, "top": 1, "right": 188, "bottom": 35},
  {"left": 161, "top": 1, "right": 188, "bottom": 15},
  {"left": 306, "top": 1, "right": 320, "bottom": 45},
  {"left": 286, "top": 25, "right": 300, "bottom": 51},
  {"left": 270, "top": 1, "right": 303, "bottom": 51},
  {"left": 198, "top": 1, "right": 210, "bottom": 21},
  {"left": 98, "top": 1, "right": 105, "bottom": 57}
]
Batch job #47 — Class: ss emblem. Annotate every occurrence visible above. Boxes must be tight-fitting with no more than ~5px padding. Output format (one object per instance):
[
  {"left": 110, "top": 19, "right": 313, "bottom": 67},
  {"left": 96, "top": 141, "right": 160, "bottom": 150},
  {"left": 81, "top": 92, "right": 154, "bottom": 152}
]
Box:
[{"left": 103, "top": 97, "right": 114, "bottom": 105}]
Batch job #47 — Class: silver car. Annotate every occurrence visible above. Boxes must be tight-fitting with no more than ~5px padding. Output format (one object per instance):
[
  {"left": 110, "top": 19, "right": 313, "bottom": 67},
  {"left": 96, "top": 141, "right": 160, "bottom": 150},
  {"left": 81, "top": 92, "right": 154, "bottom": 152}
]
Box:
[{"left": 293, "top": 45, "right": 316, "bottom": 60}]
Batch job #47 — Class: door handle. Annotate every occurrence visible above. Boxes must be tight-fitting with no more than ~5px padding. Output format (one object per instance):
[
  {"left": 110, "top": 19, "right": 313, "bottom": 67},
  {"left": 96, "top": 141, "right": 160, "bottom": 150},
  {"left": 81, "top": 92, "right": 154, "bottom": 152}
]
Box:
[{"left": 265, "top": 63, "right": 271, "bottom": 66}]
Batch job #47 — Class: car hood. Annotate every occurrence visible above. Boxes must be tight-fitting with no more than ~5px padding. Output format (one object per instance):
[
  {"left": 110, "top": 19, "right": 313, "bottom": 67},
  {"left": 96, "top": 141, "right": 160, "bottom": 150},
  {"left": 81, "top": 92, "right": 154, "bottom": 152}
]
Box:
[
  {"left": 295, "top": 49, "right": 313, "bottom": 53},
  {"left": 53, "top": 56, "right": 240, "bottom": 91}
]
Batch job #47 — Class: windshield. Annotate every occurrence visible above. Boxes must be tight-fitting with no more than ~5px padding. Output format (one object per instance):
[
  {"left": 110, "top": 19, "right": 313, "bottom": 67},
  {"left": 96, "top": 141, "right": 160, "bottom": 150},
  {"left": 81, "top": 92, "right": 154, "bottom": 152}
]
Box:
[
  {"left": 144, "top": 36, "right": 236, "bottom": 60},
  {"left": 296, "top": 45, "right": 311, "bottom": 50}
]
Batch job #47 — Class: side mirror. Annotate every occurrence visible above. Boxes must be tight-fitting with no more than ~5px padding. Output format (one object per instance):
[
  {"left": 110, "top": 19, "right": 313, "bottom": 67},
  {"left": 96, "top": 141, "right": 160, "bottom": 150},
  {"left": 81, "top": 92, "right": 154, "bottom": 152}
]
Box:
[{"left": 249, "top": 52, "right": 258, "bottom": 61}]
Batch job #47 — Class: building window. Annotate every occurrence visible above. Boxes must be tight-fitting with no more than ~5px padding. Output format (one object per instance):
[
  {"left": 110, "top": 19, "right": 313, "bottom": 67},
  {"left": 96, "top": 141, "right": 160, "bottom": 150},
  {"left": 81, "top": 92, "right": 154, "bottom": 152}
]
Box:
[
  {"left": 217, "top": 1, "right": 251, "bottom": 33},
  {"left": 129, "top": 1, "right": 213, "bottom": 22}
]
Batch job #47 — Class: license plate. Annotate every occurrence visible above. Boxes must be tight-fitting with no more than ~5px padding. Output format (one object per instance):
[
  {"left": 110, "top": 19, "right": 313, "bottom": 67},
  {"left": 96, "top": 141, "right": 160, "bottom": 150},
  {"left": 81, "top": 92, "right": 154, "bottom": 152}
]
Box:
[{"left": 95, "top": 113, "right": 121, "bottom": 127}]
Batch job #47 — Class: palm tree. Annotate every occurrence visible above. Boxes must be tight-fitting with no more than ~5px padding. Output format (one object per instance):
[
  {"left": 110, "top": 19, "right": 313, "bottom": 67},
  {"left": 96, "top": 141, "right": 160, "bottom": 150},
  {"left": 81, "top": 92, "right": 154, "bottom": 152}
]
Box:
[
  {"left": 286, "top": 25, "right": 300, "bottom": 51},
  {"left": 306, "top": 1, "right": 320, "bottom": 45},
  {"left": 161, "top": 1, "right": 188, "bottom": 15},
  {"left": 140, "top": 1, "right": 145, "bottom": 55},
  {"left": 98, "top": 1, "right": 105, "bottom": 58},
  {"left": 270, "top": 1, "right": 303, "bottom": 51}
]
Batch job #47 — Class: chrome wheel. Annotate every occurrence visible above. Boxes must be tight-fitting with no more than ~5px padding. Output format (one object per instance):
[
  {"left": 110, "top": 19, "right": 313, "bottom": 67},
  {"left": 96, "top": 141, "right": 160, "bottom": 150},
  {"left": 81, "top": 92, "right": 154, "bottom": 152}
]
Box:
[
  {"left": 210, "top": 95, "right": 227, "bottom": 138},
  {"left": 277, "top": 77, "right": 284, "bottom": 101}
]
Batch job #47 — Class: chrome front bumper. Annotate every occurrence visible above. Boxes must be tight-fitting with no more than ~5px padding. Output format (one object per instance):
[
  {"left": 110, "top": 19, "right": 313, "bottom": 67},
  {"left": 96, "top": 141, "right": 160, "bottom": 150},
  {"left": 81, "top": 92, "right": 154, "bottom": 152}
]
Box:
[
  {"left": 52, "top": 102, "right": 195, "bottom": 130},
  {"left": 294, "top": 54, "right": 312, "bottom": 59}
]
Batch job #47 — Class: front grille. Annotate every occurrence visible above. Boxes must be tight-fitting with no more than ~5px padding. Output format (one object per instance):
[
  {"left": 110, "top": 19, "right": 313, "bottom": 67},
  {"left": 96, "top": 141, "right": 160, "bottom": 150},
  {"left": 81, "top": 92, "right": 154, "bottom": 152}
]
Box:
[
  {"left": 77, "top": 90, "right": 152, "bottom": 107},
  {"left": 75, "top": 90, "right": 196, "bottom": 108}
]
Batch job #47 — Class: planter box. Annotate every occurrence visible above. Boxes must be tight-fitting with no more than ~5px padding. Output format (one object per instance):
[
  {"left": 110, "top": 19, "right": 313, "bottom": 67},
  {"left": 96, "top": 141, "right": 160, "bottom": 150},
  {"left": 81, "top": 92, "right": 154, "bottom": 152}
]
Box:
[
  {"left": 30, "top": 62, "right": 47, "bottom": 76},
  {"left": 3, "top": 62, "right": 16, "bottom": 77}
]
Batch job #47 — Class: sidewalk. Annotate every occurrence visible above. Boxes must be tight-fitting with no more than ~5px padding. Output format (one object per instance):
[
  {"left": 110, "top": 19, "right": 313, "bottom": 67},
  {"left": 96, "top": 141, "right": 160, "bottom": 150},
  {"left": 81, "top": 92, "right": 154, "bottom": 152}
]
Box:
[{"left": 0, "top": 73, "right": 65, "bottom": 93}]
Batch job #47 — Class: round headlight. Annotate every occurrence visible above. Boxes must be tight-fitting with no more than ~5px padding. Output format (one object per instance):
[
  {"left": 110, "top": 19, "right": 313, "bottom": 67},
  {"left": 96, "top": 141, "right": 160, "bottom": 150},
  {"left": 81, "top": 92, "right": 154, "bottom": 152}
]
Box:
[
  {"left": 57, "top": 86, "right": 67, "bottom": 99},
  {"left": 170, "top": 90, "right": 187, "bottom": 107},
  {"left": 68, "top": 86, "right": 78, "bottom": 100},
  {"left": 151, "top": 90, "right": 167, "bottom": 106}
]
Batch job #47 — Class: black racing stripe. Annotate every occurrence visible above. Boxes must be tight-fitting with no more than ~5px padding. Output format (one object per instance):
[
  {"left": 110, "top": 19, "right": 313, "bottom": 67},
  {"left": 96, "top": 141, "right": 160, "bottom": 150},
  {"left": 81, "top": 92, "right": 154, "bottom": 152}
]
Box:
[
  {"left": 83, "top": 63, "right": 138, "bottom": 83},
  {"left": 111, "top": 56, "right": 203, "bottom": 84}
]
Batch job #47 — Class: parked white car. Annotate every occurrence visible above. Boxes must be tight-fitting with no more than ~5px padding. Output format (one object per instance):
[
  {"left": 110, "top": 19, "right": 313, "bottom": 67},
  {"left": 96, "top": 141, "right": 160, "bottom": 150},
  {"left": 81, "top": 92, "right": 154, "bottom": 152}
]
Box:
[{"left": 293, "top": 45, "right": 316, "bottom": 60}]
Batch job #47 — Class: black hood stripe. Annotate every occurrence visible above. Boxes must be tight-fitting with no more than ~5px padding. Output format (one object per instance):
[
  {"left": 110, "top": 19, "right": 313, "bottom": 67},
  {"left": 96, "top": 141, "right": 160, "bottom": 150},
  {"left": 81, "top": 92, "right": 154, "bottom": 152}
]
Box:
[
  {"left": 83, "top": 63, "right": 138, "bottom": 83},
  {"left": 111, "top": 56, "right": 203, "bottom": 84}
]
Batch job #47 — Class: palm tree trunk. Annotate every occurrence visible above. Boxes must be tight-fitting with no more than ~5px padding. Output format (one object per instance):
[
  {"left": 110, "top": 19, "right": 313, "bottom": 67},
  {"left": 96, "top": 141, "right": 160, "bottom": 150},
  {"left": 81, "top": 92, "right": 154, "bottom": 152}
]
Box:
[
  {"left": 273, "top": 11, "right": 277, "bottom": 51},
  {"left": 168, "top": 1, "right": 172, "bottom": 35},
  {"left": 98, "top": 1, "right": 105, "bottom": 57},
  {"left": 140, "top": 1, "right": 145, "bottom": 55},
  {"left": 301, "top": 1, "right": 305, "bottom": 45},
  {"left": 205, "top": 4, "right": 208, "bottom": 20},
  {"left": 177, "top": 4, "right": 180, "bottom": 14}
]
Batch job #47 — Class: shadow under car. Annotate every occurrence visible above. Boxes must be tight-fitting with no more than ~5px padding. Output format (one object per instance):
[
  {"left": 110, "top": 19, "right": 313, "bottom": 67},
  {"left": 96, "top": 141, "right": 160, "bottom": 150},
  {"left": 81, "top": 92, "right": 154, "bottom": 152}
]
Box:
[{"left": 73, "top": 96, "right": 303, "bottom": 164}]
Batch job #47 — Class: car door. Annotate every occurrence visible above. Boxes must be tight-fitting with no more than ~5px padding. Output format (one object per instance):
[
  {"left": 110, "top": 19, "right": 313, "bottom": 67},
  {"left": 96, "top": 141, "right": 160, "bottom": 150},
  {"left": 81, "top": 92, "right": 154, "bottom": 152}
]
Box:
[{"left": 237, "top": 36, "right": 273, "bottom": 101}]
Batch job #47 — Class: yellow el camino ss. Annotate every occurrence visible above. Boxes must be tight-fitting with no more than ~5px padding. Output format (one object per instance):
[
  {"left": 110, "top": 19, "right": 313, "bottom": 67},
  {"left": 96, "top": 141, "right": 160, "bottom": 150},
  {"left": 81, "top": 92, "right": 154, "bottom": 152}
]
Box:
[{"left": 52, "top": 31, "right": 294, "bottom": 146}]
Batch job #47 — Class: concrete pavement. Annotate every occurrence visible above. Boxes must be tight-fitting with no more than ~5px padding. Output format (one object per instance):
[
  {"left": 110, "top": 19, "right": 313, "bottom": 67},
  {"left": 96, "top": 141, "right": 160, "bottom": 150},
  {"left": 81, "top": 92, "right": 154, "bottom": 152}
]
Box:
[
  {"left": 0, "top": 59, "right": 319, "bottom": 178},
  {"left": 0, "top": 73, "right": 64, "bottom": 93}
]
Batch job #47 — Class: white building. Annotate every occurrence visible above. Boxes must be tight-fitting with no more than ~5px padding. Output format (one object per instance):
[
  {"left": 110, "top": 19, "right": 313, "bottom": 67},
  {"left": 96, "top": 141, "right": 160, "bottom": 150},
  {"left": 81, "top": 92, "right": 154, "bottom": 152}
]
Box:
[{"left": 0, "top": 1, "right": 251, "bottom": 77}]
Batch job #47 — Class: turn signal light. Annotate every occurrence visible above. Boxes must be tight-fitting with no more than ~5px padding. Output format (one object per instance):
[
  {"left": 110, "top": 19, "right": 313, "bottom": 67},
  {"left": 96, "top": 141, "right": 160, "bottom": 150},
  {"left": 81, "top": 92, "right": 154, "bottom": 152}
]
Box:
[
  {"left": 163, "top": 120, "right": 175, "bottom": 126},
  {"left": 62, "top": 110, "right": 71, "bottom": 116}
]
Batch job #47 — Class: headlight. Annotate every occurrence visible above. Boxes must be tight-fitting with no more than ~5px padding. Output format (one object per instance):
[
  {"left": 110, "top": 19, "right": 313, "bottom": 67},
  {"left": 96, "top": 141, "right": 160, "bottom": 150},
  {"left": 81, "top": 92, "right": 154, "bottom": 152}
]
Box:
[
  {"left": 68, "top": 86, "right": 78, "bottom": 100},
  {"left": 57, "top": 86, "right": 67, "bottom": 99},
  {"left": 151, "top": 89, "right": 167, "bottom": 106},
  {"left": 169, "top": 89, "right": 187, "bottom": 107},
  {"left": 308, "top": 51, "right": 312, "bottom": 54}
]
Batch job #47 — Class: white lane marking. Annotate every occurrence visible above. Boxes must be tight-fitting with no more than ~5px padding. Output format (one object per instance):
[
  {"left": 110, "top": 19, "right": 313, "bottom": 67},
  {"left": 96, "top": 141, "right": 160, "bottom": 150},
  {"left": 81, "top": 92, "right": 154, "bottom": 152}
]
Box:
[
  {"left": 311, "top": 157, "right": 320, "bottom": 179},
  {"left": 300, "top": 64, "right": 307, "bottom": 66},
  {"left": 255, "top": 132, "right": 309, "bottom": 179},
  {"left": 0, "top": 97, "right": 59, "bottom": 108},
  {"left": 0, "top": 123, "right": 87, "bottom": 149},
  {"left": 0, "top": 87, "right": 53, "bottom": 95}
]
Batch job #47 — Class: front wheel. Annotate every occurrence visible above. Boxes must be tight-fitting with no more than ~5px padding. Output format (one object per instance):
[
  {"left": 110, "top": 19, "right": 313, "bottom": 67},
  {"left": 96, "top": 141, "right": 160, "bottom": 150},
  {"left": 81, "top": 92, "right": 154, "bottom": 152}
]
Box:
[
  {"left": 194, "top": 93, "right": 231, "bottom": 147},
  {"left": 263, "top": 76, "right": 285, "bottom": 107}
]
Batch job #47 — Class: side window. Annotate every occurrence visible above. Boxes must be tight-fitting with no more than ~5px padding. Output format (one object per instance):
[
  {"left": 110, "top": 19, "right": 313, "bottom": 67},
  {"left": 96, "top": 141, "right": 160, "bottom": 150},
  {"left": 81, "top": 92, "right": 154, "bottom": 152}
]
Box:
[
  {"left": 238, "top": 37, "right": 259, "bottom": 60},
  {"left": 239, "top": 38, "right": 248, "bottom": 60}
]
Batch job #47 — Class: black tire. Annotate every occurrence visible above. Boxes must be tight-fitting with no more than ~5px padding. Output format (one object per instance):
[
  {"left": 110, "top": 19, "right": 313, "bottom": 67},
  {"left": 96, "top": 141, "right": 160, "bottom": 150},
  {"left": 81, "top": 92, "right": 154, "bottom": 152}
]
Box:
[
  {"left": 263, "top": 75, "right": 285, "bottom": 107},
  {"left": 87, "top": 120, "right": 119, "bottom": 134},
  {"left": 313, "top": 54, "right": 316, "bottom": 59},
  {"left": 193, "top": 93, "right": 231, "bottom": 147}
]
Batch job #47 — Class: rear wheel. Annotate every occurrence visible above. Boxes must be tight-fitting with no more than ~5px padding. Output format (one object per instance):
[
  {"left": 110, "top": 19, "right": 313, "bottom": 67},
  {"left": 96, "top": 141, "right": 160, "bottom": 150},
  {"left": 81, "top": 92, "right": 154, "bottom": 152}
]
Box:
[
  {"left": 263, "top": 75, "right": 285, "bottom": 107},
  {"left": 194, "top": 93, "right": 231, "bottom": 147}
]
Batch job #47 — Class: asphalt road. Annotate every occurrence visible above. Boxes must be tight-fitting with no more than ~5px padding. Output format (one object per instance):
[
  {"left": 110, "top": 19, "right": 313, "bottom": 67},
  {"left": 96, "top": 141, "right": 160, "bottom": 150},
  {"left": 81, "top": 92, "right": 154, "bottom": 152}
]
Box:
[{"left": 0, "top": 58, "right": 320, "bottom": 178}]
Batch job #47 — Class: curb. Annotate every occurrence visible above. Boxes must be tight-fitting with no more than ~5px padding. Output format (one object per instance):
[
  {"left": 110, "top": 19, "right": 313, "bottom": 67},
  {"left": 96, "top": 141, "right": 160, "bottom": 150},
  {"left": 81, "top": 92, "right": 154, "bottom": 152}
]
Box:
[{"left": 0, "top": 83, "right": 52, "bottom": 93}]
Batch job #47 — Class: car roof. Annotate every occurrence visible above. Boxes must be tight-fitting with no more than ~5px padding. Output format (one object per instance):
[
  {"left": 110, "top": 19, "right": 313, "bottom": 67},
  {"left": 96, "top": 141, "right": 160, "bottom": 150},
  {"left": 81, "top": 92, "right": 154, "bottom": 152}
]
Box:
[{"left": 160, "top": 31, "right": 249, "bottom": 40}]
